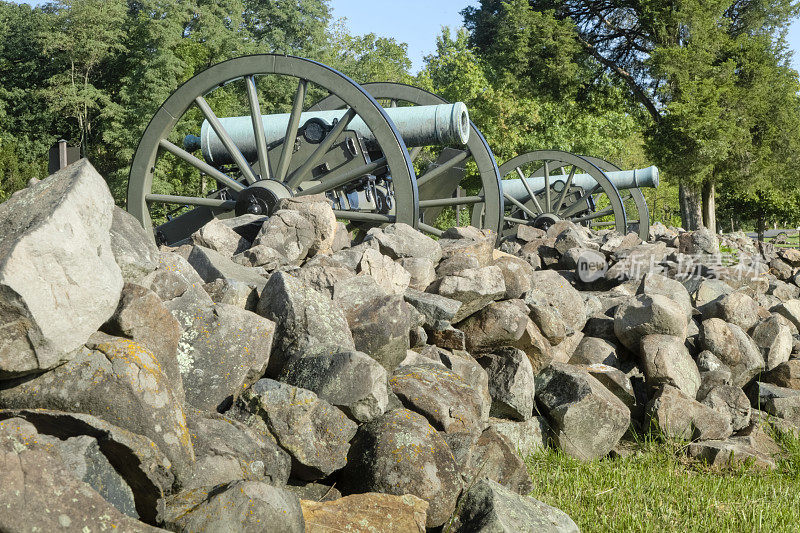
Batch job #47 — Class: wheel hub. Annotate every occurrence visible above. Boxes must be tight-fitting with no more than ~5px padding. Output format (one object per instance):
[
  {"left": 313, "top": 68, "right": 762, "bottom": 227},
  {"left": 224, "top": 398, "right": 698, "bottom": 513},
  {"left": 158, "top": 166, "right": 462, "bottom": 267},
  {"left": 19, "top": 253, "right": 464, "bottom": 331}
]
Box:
[
  {"left": 234, "top": 180, "right": 293, "bottom": 217},
  {"left": 532, "top": 213, "right": 560, "bottom": 231}
]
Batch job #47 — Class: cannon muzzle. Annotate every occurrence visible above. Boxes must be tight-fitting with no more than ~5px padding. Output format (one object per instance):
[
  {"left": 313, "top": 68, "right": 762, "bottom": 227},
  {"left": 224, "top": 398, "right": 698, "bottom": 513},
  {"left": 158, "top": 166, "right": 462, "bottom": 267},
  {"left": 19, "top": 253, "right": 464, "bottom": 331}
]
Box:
[
  {"left": 184, "top": 103, "right": 470, "bottom": 167},
  {"left": 502, "top": 165, "right": 659, "bottom": 202}
]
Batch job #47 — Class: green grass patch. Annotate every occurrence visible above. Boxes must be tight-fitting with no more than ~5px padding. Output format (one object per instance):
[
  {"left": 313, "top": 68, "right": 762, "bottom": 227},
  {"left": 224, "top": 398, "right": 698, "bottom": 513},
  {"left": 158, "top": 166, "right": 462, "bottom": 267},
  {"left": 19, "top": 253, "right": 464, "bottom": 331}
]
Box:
[{"left": 525, "top": 431, "right": 800, "bottom": 532}]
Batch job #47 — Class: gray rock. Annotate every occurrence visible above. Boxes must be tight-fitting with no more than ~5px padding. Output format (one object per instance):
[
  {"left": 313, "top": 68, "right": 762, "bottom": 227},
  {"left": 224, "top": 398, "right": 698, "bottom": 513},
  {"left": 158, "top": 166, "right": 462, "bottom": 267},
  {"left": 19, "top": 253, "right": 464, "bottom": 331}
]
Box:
[
  {"left": 477, "top": 347, "right": 535, "bottom": 421},
  {"left": 614, "top": 294, "right": 689, "bottom": 352},
  {"left": 436, "top": 265, "right": 506, "bottom": 322},
  {"left": 687, "top": 438, "right": 775, "bottom": 469},
  {"left": 516, "top": 225, "right": 546, "bottom": 242},
  {"left": 494, "top": 253, "right": 535, "bottom": 300},
  {"left": 285, "top": 481, "right": 341, "bottom": 502},
  {"left": 110, "top": 206, "right": 159, "bottom": 282},
  {"left": 535, "top": 363, "right": 630, "bottom": 460},
  {"left": 762, "top": 359, "right": 800, "bottom": 390},
  {"left": 0, "top": 335, "right": 194, "bottom": 473},
  {"left": 202, "top": 277, "right": 258, "bottom": 309},
  {"left": 366, "top": 223, "right": 442, "bottom": 262},
  {"left": 554, "top": 227, "right": 586, "bottom": 255},
  {"left": 700, "top": 384, "right": 751, "bottom": 432},
  {"left": 233, "top": 379, "right": 357, "bottom": 480},
  {"left": 396, "top": 256, "right": 437, "bottom": 291},
  {"left": 403, "top": 288, "right": 462, "bottom": 329},
  {"left": 332, "top": 221, "right": 351, "bottom": 252},
  {"left": 257, "top": 271, "right": 355, "bottom": 375},
  {"left": 752, "top": 315, "right": 793, "bottom": 370},
  {"left": 276, "top": 195, "right": 339, "bottom": 256},
  {"left": 291, "top": 258, "right": 355, "bottom": 298},
  {"left": 181, "top": 414, "right": 291, "bottom": 490},
  {"left": 448, "top": 427, "right": 533, "bottom": 494},
  {"left": 702, "top": 292, "right": 762, "bottom": 332},
  {"left": 187, "top": 245, "right": 267, "bottom": 290},
  {"left": 217, "top": 213, "right": 268, "bottom": 242},
  {"left": 359, "top": 248, "right": 411, "bottom": 295},
  {"left": 252, "top": 208, "right": 317, "bottom": 263},
  {"left": 775, "top": 300, "right": 800, "bottom": 333},
  {"left": 678, "top": 227, "right": 718, "bottom": 255},
  {"left": 747, "top": 382, "right": 800, "bottom": 426},
  {"left": 390, "top": 363, "right": 485, "bottom": 434},
  {"left": 693, "top": 278, "right": 733, "bottom": 310},
  {"left": 700, "top": 318, "right": 765, "bottom": 386},
  {"left": 529, "top": 304, "right": 571, "bottom": 346},
  {"left": 164, "top": 481, "right": 304, "bottom": 533},
  {"left": 569, "top": 336, "right": 619, "bottom": 367},
  {"left": 0, "top": 417, "right": 162, "bottom": 532},
  {"left": 0, "top": 159, "right": 123, "bottom": 379},
  {"left": 640, "top": 334, "right": 701, "bottom": 398},
  {"left": 436, "top": 254, "right": 480, "bottom": 277},
  {"left": 345, "top": 294, "right": 413, "bottom": 371},
  {"left": 577, "top": 363, "right": 637, "bottom": 410},
  {"left": 333, "top": 274, "right": 388, "bottom": 314},
  {"left": 637, "top": 272, "right": 693, "bottom": 319},
  {"left": 490, "top": 416, "right": 548, "bottom": 458},
  {"left": 430, "top": 325, "right": 467, "bottom": 351},
  {"left": 339, "top": 408, "right": 461, "bottom": 528},
  {"left": 458, "top": 299, "right": 528, "bottom": 353},
  {"left": 279, "top": 351, "right": 388, "bottom": 423},
  {"left": 527, "top": 270, "right": 587, "bottom": 332},
  {"left": 234, "top": 243, "right": 291, "bottom": 269},
  {"left": 435, "top": 349, "right": 493, "bottom": 422},
  {"left": 454, "top": 478, "right": 579, "bottom": 533},
  {"left": 646, "top": 385, "right": 732, "bottom": 440},
  {"left": 513, "top": 319, "right": 556, "bottom": 373},
  {"left": 439, "top": 235, "right": 495, "bottom": 267},
  {"left": 191, "top": 218, "right": 250, "bottom": 257}
]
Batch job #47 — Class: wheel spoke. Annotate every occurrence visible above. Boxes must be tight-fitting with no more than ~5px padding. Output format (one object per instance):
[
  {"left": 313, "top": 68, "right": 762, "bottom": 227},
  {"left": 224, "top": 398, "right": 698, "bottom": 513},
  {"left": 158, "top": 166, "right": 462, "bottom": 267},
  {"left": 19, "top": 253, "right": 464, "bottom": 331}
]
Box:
[
  {"left": 504, "top": 216, "right": 530, "bottom": 225},
  {"left": 194, "top": 96, "right": 259, "bottom": 185},
  {"left": 286, "top": 107, "right": 357, "bottom": 188},
  {"left": 417, "top": 150, "right": 469, "bottom": 187},
  {"left": 275, "top": 78, "right": 308, "bottom": 182},
  {"left": 296, "top": 157, "right": 387, "bottom": 196},
  {"left": 419, "top": 195, "right": 483, "bottom": 208},
  {"left": 570, "top": 206, "right": 613, "bottom": 224},
  {"left": 158, "top": 139, "right": 244, "bottom": 193},
  {"left": 515, "top": 167, "right": 545, "bottom": 214},
  {"left": 333, "top": 210, "right": 395, "bottom": 223},
  {"left": 389, "top": 99, "right": 398, "bottom": 108},
  {"left": 409, "top": 146, "right": 423, "bottom": 162},
  {"left": 418, "top": 222, "right": 443, "bottom": 237},
  {"left": 245, "top": 75, "right": 271, "bottom": 181},
  {"left": 560, "top": 184, "right": 601, "bottom": 218},
  {"left": 590, "top": 220, "right": 617, "bottom": 227},
  {"left": 503, "top": 192, "right": 539, "bottom": 219},
  {"left": 145, "top": 193, "right": 236, "bottom": 209},
  {"left": 543, "top": 161, "right": 551, "bottom": 213},
  {"left": 553, "top": 166, "right": 577, "bottom": 215}
]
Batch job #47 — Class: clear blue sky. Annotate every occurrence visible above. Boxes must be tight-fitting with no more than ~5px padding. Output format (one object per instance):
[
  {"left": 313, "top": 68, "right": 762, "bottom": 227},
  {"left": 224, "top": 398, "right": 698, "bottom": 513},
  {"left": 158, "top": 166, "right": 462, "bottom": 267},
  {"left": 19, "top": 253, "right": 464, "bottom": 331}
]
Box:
[{"left": 17, "top": 0, "right": 800, "bottom": 73}]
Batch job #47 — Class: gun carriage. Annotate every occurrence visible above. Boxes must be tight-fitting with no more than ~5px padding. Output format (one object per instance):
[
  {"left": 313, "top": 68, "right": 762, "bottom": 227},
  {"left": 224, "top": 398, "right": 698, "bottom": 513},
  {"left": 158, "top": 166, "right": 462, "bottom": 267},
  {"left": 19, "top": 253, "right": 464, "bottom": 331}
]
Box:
[{"left": 127, "top": 54, "right": 658, "bottom": 245}]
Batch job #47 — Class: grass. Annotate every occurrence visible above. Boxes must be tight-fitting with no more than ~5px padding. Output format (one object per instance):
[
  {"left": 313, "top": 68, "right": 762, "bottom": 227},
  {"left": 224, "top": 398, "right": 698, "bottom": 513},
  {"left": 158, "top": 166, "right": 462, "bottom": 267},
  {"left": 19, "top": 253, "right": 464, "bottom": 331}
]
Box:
[{"left": 524, "top": 428, "right": 800, "bottom": 532}]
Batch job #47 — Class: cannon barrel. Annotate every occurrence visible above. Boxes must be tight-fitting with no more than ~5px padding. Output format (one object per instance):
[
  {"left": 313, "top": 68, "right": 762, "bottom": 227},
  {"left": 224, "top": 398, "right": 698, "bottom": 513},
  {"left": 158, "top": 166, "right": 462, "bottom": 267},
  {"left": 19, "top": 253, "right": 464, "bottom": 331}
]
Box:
[
  {"left": 184, "top": 103, "right": 470, "bottom": 167},
  {"left": 502, "top": 165, "right": 659, "bottom": 201}
]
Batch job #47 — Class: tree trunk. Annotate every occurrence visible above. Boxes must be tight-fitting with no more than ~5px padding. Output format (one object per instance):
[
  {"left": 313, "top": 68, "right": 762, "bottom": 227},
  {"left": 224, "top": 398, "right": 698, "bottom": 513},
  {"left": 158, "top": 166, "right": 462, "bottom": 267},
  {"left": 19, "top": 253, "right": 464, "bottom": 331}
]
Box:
[
  {"left": 757, "top": 215, "right": 766, "bottom": 242},
  {"left": 679, "top": 184, "right": 703, "bottom": 230},
  {"left": 701, "top": 181, "right": 716, "bottom": 234}
]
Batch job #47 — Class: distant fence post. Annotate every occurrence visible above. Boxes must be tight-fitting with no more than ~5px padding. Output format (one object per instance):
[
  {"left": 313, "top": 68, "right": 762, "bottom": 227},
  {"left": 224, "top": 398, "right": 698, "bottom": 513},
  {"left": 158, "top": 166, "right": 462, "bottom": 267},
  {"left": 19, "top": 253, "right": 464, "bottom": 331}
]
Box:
[{"left": 48, "top": 140, "right": 80, "bottom": 174}]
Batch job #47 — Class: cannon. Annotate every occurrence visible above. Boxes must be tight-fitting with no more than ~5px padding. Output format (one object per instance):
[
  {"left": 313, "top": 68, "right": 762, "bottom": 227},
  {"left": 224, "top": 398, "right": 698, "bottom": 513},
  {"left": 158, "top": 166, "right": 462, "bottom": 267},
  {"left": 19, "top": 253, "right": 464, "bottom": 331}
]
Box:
[{"left": 127, "top": 55, "right": 658, "bottom": 245}]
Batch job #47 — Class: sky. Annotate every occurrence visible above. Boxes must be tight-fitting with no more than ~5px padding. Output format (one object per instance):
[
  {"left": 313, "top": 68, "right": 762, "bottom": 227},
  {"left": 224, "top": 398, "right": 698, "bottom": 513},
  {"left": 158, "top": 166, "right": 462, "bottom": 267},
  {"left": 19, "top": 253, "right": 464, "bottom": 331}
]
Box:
[{"left": 17, "top": 0, "right": 800, "bottom": 73}]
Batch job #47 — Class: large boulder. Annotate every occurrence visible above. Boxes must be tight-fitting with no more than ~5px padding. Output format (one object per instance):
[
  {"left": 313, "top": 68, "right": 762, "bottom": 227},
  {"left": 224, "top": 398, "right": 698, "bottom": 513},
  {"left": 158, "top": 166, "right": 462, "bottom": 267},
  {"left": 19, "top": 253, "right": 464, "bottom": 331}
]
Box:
[
  {"left": 109, "top": 206, "right": 159, "bottom": 282},
  {"left": 490, "top": 416, "right": 548, "bottom": 458},
  {"left": 252, "top": 208, "right": 316, "bottom": 263},
  {"left": 279, "top": 350, "right": 388, "bottom": 423},
  {"left": 614, "top": 294, "right": 689, "bottom": 352},
  {"left": 0, "top": 159, "right": 123, "bottom": 379},
  {"left": 339, "top": 408, "right": 461, "bottom": 528},
  {"left": 187, "top": 245, "right": 267, "bottom": 290},
  {"left": 447, "top": 427, "right": 533, "bottom": 495},
  {"left": 0, "top": 335, "right": 194, "bottom": 473},
  {"left": 527, "top": 270, "right": 587, "bottom": 332},
  {"left": 164, "top": 481, "right": 304, "bottom": 532},
  {"left": 699, "top": 384, "right": 752, "bottom": 432},
  {"left": 301, "top": 493, "right": 428, "bottom": 533},
  {"left": 701, "top": 292, "right": 762, "bottom": 332},
  {"left": 403, "top": 288, "right": 462, "bottom": 330},
  {"left": 700, "top": 318, "right": 765, "bottom": 386},
  {"left": 257, "top": 271, "right": 354, "bottom": 375},
  {"left": 762, "top": 359, "right": 800, "bottom": 390},
  {"left": 640, "top": 334, "right": 701, "bottom": 398},
  {"left": 436, "top": 266, "right": 506, "bottom": 322},
  {"left": 678, "top": 227, "right": 718, "bottom": 255},
  {"left": 359, "top": 248, "right": 412, "bottom": 295},
  {"left": 477, "top": 347, "right": 535, "bottom": 421},
  {"left": 191, "top": 218, "right": 250, "bottom": 257},
  {"left": 457, "top": 299, "right": 529, "bottom": 353},
  {"left": 345, "top": 294, "right": 413, "bottom": 371},
  {"left": 751, "top": 315, "right": 793, "bottom": 370},
  {"left": 646, "top": 385, "right": 733, "bottom": 440},
  {"left": 748, "top": 382, "right": 800, "bottom": 427},
  {"left": 637, "top": 272, "right": 693, "bottom": 319},
  {"left": 535, "top": 363, "right": 630, "bottom": 460},
  {"left": 232, "top": 379, "right": 357, "bottom": 480},
  {"left": 366, "top": 223, "right": 442, "bottom": 263},
  {"left": 390, "top": 364, "right": 485, "bottom": 434},
  {"left": 453, "top": 479, "right": 579, "bottom": 533},
  {"left": 276, "top": 195, "right": 339, "bottom": 256},
  {"left": 493, "top": 252, "right": 535, "bottom": 300}
]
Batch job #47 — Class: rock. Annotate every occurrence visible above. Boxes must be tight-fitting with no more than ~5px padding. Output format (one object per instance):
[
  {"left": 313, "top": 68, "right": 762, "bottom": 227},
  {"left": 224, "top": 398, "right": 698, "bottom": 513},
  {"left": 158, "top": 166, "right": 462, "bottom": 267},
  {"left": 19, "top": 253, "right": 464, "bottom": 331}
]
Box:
[
  {"left": 0, "top": 159, "right": 123, "bottom": 379},
  {"left": 332, "top": 221, "right": 351, "bottom": 252},
  {"left": 187, "top": 245, "right": 267, "bottom": 290},
  {"left": 678, "top": 227, "right": 718, "bottom": 255},
  {"left": 748, "top": 382, "right": 800, "bottom": 426},
  {"left": 554, "top": 227, "right": 586, "bottom": 255},
  {"left": 164, "top": 481, "right": 304, "bottom": 532},
  {"left": 367, "top": 223, "right": 442, "bottom": 263},
  {"left": 646, "top": 385, "right": 732, "bottom": 440},
  {"left": 333, "top": 274, "right": 388, "bottom": 314},
  {"left": 279, "top": 351, "right": 388, "bottom": 423},
  {"left": 232, "top": 379, "right": 357, "bottom": 480},
  {"left": 300, "top": 493, "right": 428, "bottom": 533},
  {"left": 614, "top": 294, "right": 689, "bottom": 352},
  {"left": 516, "top": 225, "right": 546, "bottom": 242},
  {"left": 693, "top": 278, "right": 733, "bottom": 310},
  {"left": 490, "top": 416, "right": 547, "bottom": 458},
  {"left": 257, "top": 271, "right": 354, "bottom": 375},
  {"left": 637, "top": 273, "right": 693, "bottom": 319},
  {"left": 291, "top": 259, "right": 355, "bottom": 298},
  {"left": 436, "top": 265, "right": 506, "bottom": 322},
  {"left": 450, "top": 427, "right": 534, "bottom": 494},
  {"left": 435, "top": 349, "right": 493, "bottom": 421},
  {"left": 359, "top": 248, "right": 411, "bottom": 295},
  {"left": 527, "top": 270, "right": 587, "bottom": 332},
  {"left": 110, "top": 206, "right": 159, "bottom": 282},
  {"left": 285, "top": 481, "right": 341, "bottom": 502},
  {"left": 762, "top": 359, "right": 800, "bottom": 390},
  {"left": 569, "top": 336, "right": 619, "bottom": 367},
  {"left": 181, "top": 413, "right": 291, "bottom": 490},
  {"left": 439, "top": 236, "right": 494, "bottom": 267},
  {"left": 346, "top": 294, "right": 413, "bottom": 371},
  {"left": 640, "top": 334, "right": 701, "bottom": 398},
  {"left": 778, "top": 247, "right": 800, "bottom": 267},
  {"left": 103, "top": 283, "right": 184, "bottom": 397},
  {"left": 0, "top": 336, "right": 194, "bottom": 473},
  {"left": 217, "top": 213, "right": 268, "bottom": 241},
  {"left": 202, "top": 277, "right": 258, "bottom": 309},
  {"left": 234, "top": 243, "right": 291, "bottom": 269},
  {"left": 171, "top": 303, "right": 274, "bottom": 412},
  {"left": 751, "top": 315, "right": 793, "bottom": 370},
  {"left": 702, "top": 292, "right": 762, "bottom": 332},
  {"left": 493, "top": 253, "right": 534, "bottom": 300},
  {"left": 339, "top": 409, "right": 461, "bottom": 528},
  {"left": 535, "top": 363, "right": 630, "bottom": 460},
  {"left": 252, "top": 208, "right": 317, "bottom": 263},
  {"left": 397, "top": 257, "right": 437, "bottom": 291},
  {"left": 454, "top": 478, "right": 579, "bottom": 533},
  {"left": 687, "top": 438, "right": 775, "bottom": 469},
  {"left": 477, "top": 347, "right": 535, "bottom": 421},
  {"left": 514, "top": 319, "right": 555, "bottom": 373},
  {"left": 0, "top": 409, "right": 173, "bottom": 523},
  {"left": 458, "top": 299, "right": 528, "bottom": 353},
  {"left": 775, "top": 300, "right": 800, "bottom": 333},
  {"left": 191, "top": 218, "right": 250, "bottom": 257},
  {"left": 430, "top": 326, "right": 467, "bottom": 351},
  {"left": 0, "top": 417, "right": 162, "bottom": 532},
  {"left": 437, "top": 254, "right": 481, "bottom": 277},
  {"left": 700, "top": 318, "right": 765, "bottom": 387},
  {"left": 390, "top": 364, "right": 485, "bottom": 434},
  {"left": 276, "top": 195, "right": 338, "bottom": 256},
  {"left": 578, "top": 363, "right": 637, "bottom": 410},
  {"left": 699, "top": 384, "right": 751, "bottom": 432},
  {"left": 403, "top": 288, "right": 461, "bottom": 330}
]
